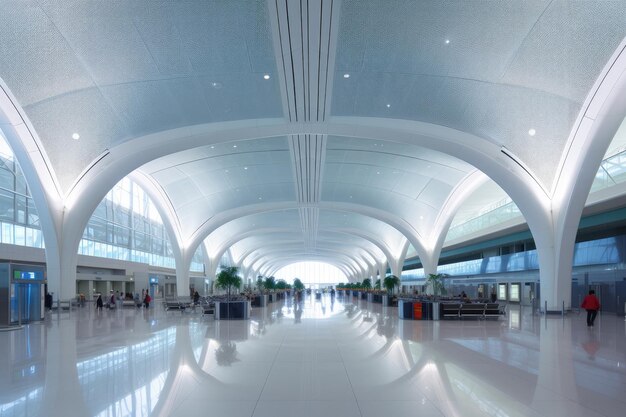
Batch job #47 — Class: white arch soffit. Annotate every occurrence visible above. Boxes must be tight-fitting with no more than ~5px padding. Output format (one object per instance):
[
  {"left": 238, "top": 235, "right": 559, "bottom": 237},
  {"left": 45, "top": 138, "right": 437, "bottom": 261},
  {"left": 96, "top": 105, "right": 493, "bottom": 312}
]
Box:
[
  {"left": 184, "top": 201, "right": 428, "bottom": 269},
  {"left": 210, "top": 227, "right": 389, "bottom": 274},
  {"left": 202, "top": 211, "right": 404, "bottom": 270},
  {"left": 546, "top": 39, "right": 626, "bottom": 306},
  {"left": 0, "top": 79, "right": 64, "bottom": 283},
  {"left": 427, "top": 170, "right": 491, "bottom": 262},
  {"left": 255, "top": 254, "right": 358, "bottom": 281},
  {"left": 203, "top": 211, "right": 397, "bottom": 262},
  {"left": 248, "top": 246, "right": 369, "bottom": 277},
  {"left": 128, "top": 171, "right": 184, "bottom": 258},
  {"left": 553, "top": 39, "right": 626, "bottom": 240},
  {"left": 237, "top": 240, "right": 376, "bottom": 273},
  {"left": 64, "top": 117, "right": 551, "bottom": 267}
]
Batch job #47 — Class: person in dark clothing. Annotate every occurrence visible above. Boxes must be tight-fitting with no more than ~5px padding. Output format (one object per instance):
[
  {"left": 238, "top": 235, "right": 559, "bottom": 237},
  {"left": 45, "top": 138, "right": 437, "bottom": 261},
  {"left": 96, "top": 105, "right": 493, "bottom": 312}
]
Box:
[
  {"left": 581, "top": 289, "right": 601, "bottom": 327},
  {"left": 96, "top": 294, "right": 103, "bottom": 311},
  {"left": 45, "top": 292, "right": 53, "bottom": 310},
  {"left": 193, "top": 290, "right": 200, "bottom": 305}
]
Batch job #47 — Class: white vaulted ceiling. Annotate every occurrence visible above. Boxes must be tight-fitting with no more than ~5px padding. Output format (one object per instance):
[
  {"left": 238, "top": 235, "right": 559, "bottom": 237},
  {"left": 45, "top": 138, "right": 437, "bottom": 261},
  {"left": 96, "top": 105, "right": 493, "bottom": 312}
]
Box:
[{"left": 1, "top": 0, "right": 625, "bottom": 279}]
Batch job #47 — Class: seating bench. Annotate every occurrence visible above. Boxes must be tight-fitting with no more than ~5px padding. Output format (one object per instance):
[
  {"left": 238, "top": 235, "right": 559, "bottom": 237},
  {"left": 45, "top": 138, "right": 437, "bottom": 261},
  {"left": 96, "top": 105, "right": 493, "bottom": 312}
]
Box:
[
  {"left": 484, "top": 303, "right": 502, "bottom": 319},
  {"left": 460, "top": 303, "right": 486, "bottom": 319},
  {"left": 165, "top": 299, "right": 191, "bottom": 311},
  {"left": 441, "top": 303, "right": 461, "bottom": 319}
]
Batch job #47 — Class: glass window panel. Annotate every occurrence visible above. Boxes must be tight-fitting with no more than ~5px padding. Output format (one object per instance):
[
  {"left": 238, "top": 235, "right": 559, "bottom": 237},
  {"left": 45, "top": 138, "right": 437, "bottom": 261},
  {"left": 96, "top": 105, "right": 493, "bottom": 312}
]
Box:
[
  {"left": 0, "top": 188, "right": 13, "bottom": 222},
  {"left": 113, "top": 225, "right": 130, "bottom": 246},
  {"left": 15, "top": 195, "right": 26, "bottom": 224},
  {"left": 15, "top": 174, "right": 28, "bottom": 196},
  {"left": 2, "top": 222, "right": 12, "bottom": 243},
  {"left": 14, "top": 225, "right": 25, "bottom": 246}
]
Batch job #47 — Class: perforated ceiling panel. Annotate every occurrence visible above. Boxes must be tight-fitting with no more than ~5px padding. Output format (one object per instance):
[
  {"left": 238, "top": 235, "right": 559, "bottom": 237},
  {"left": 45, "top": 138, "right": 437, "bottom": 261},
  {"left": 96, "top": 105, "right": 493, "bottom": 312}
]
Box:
[{"left": 0, "top": 0, "right": 283, "bottom": 193}]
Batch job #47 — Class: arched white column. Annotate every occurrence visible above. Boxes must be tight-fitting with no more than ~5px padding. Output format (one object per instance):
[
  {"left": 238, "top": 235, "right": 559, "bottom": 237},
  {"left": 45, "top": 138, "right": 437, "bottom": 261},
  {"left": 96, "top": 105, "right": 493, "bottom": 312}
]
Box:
[
  {"left": 0, "top": 81, "right": 66, "bottom": 297},
  {"left": 546, "top": 40, "right": 626, "bottom": 310}
]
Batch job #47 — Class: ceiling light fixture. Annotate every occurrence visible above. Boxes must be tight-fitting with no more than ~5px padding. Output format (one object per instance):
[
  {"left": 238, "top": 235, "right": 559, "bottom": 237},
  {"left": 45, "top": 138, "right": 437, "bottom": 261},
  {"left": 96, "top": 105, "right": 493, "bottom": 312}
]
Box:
[
  {"left": 263, "top": 74, "right": 270, "bottom": 80},
  {"left": 343, "top": 73, "right": 350, "bottom": 78},
  {"left": 386, "top": 104, "right": 391, "bottom": 108},
  {"left": 528, "top": 128, "right": 536, "bottom": 137},
  {"left": 72, "top": 133, "right": 80, "bottom": 140},
  {"left": 445, "top": 39, "right": 450, "bottom": 44},
  {"left": 233, "top": 145, "right": 237, "bottom": 148},
  {"left": 244, "top": 167, "right": 248, "bottom": 170}
]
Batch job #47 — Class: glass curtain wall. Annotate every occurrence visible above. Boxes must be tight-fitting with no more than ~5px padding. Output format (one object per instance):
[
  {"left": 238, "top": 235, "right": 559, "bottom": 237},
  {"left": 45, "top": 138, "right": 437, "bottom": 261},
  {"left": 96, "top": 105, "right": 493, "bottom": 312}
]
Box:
[
  {"left": 79, "top": 177, "right": 204, "bottom": 272},
  {"left": 0, "top": 131, "right": 44, "bottom": 248}
]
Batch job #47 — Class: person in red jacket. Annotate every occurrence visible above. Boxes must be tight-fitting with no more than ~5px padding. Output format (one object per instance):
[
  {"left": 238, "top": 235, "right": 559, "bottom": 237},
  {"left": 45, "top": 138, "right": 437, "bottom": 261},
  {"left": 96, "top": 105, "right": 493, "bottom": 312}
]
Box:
[{"left": 581, "top": 290, "right": 601, "bottom": 327}]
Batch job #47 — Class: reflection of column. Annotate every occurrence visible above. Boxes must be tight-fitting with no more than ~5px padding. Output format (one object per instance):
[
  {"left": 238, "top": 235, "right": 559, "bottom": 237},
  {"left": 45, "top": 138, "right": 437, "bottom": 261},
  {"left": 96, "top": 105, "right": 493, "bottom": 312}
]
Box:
[
  {"left": 531, "top": 318, "right": 578, "bottom": 410},
  {"left": 42, "top": 320, "right": 90, "bottom": 417}
]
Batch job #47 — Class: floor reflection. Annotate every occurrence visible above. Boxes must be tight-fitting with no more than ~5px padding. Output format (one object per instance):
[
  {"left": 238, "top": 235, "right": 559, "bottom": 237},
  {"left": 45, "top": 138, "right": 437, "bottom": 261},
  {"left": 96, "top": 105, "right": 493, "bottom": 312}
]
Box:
[{"left": 0, "top": 295, "right": 624, "bottom": 417}]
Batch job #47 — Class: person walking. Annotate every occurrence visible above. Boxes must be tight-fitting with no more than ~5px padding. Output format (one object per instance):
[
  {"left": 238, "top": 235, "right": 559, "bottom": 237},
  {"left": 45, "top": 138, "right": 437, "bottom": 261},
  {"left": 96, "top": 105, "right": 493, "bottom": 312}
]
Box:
[
  {"left": 96, "top": 294, "right": 103, "bottom": 311},
  {"left": 581, "top": 289, "right": 601, "bottom": 327}
]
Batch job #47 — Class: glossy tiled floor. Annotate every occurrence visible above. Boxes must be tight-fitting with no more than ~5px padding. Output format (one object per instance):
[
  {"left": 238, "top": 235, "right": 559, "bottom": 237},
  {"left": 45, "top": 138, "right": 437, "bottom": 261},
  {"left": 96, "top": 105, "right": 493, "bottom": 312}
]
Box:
[{"left": 1, "top": 295, "right": 625, "bottom": 417}]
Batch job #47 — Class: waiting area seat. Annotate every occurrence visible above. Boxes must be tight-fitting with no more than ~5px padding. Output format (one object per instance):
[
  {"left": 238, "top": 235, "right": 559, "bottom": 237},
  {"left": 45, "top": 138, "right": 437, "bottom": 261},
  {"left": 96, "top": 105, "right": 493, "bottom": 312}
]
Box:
[
  {"left": 441, "top": 302, "right": 504, "bottom": 320},
  {"left": 164, "top": 298, "right": 192, "bottom": 311},
  {"left": 441, "top": 303, "right": 462, "bottom": 319},
  {"left": 460, "top": 303, "right": 487, "bottom": 319}
]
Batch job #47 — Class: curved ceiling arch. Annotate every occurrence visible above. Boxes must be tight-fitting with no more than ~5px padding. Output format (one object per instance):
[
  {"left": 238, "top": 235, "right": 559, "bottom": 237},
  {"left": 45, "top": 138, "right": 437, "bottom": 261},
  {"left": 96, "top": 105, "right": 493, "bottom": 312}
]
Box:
[
  {"left": 254, "top": 253, "right": 361, "bottom": 282},
  {"left": 59, "top": 118, "right": 548, "bottom": 266},
  {"left": 235, "top": 237, "right": 379, "bottom": 275},
  {"left": 183, "top": 200, "right": 429, "bottom": 270},
  {"left": 210, "top": 227, "right": 388, "bottom": 274},
  {"left": 242, "top": 243, "right": 375, "bottom": 278},
  {"left": 204, "top": 210, "right": 402, "bottom": 268}
]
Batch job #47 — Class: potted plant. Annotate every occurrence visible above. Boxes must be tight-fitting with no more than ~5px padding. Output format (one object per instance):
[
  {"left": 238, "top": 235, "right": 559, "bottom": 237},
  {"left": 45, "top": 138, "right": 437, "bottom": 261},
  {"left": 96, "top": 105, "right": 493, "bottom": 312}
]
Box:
[
  {"left": 383, "top": 275, "right": 399, "bottom": 295},
  {"left": 383, "top": 275, "right": 400, "bottom": 306},
  {"left": 215, "top": 266, "right": 241, "bottom": 301},
  {"left": 426, "top": 273, "right": 447, "bottom": 298}
]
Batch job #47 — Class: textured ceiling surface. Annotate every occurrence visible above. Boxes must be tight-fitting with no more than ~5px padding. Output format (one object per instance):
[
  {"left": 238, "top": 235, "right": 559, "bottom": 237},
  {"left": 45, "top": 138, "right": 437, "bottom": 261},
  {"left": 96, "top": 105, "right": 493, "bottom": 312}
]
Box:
[{"left": 0, "top": 0, "right": 624, "bottom": 278}]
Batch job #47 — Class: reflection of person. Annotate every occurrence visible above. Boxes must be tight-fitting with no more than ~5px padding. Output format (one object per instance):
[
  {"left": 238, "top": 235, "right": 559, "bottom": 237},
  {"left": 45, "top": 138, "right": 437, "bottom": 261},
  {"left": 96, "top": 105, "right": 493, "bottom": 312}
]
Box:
[
  {"left": 581, "top": 290, "right": 601, "bottom": 327},
  {"left": 144, "top": 292, "right": 151, "bottom": 309},
  {"left": 582, "top": 331, "right": 600, "bottom": 359}
]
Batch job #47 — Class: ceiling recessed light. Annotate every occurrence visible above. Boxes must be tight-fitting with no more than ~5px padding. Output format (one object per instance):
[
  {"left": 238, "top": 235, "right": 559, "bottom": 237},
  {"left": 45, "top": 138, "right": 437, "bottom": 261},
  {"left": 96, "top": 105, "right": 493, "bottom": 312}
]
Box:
[
  {"left": 376, "top": 171, "right": 380, "bottom": 175},
  {"left": 343, "top": 73, "right": 350, "bottom": 78},
  {"left": 420, "top": 215, "right": 424, "bottom": 220},
  {"left": 72, "top": 133, "right": 80, "bottom": 140},
  {"left": 386, "top": 104, "right": 391, "bottom": 108},
  {"left": 244, "top": 167, "right": 248, "bottom": 170},
  {"left": 445, "top": 39, "right": 450, "bottom": 44},
  {"left": 349, "top": 195, "right": 353, "bottom": 199},
  {"left": 211, "top": 82, "right": 222, "bottom": 89},
  {"left": 258, "top": 197, "right": 263, "bottom": 200},
  {"left": 233, "top": 145, "right": 237, "bottom": 148},
  {"left": 263, "top": 74, "right": 270, "bottom": 80},
  {"left": 210, "top": 145, "right": 214, "bottom": 149},
  {"left": 528, "top": 128, "right": 536, "bottom": 137},
  {"left": 225, "top": 169, "right": 229, "bottom": 173}
]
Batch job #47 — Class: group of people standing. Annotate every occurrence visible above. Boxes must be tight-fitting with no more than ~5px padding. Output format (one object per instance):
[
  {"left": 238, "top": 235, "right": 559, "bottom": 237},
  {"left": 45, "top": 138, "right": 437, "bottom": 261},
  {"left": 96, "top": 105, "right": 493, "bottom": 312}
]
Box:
[{"left": 95, "top": 289, "right": 152, "bottom": 311}]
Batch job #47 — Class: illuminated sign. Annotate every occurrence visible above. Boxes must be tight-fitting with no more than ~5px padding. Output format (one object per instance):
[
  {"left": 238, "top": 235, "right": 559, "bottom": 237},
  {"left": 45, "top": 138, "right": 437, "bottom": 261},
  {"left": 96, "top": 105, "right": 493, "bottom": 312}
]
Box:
[
  {"left": 13, "top": 270, "right": 43, "bottom": 280},
  {"left": 498, "top": 283, "right": 507, "bottom": 300},
  {"left": 509, "top": 283, "right": 520, "bottom": 302}
]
